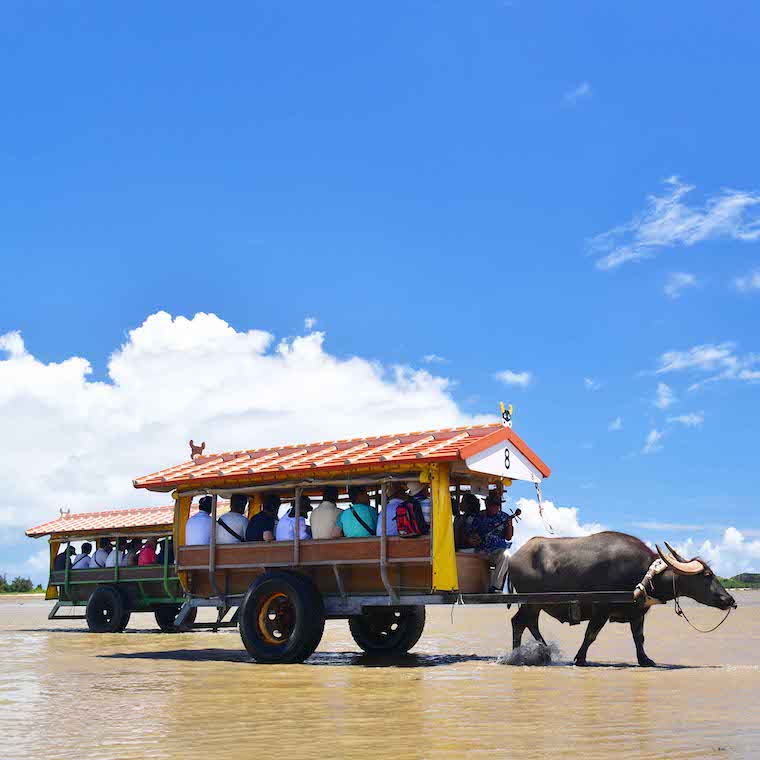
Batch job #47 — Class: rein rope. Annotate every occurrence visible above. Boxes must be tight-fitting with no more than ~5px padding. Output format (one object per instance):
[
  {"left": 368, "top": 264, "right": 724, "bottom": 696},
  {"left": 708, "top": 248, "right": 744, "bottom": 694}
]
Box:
[{"left": 672, "top": 575, "right": 732, "bottom": 633}]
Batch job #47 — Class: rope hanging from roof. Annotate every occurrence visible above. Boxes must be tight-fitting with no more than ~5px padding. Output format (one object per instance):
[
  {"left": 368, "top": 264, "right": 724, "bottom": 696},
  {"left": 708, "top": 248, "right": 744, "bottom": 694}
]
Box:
[{"left": 535, "top": 482, "right": 554, "bottom": 535}]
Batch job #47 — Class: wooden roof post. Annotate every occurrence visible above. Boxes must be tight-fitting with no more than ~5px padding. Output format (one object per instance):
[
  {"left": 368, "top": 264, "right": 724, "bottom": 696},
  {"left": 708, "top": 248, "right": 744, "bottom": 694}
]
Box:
[
  {"left": 208, "top": 494, "right": 222, "bottom": 599},
  {"left": 174, "top": 493, "right": 192, "bottom": 592},
  {"left": 431, "top": 463, "right": 458, "bottom": 592},
  {"left": 46, "top": 540, "right": 59, "bottom": 601},
  {"left": 294, "top": 487, "right": 302, "bottom": 566}
]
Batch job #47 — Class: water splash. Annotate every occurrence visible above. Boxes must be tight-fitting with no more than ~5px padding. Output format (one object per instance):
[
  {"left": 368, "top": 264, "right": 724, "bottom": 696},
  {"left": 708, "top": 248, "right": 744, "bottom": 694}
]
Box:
[{"left": 497, "top": 640, "right": 561, "bottom": 666}]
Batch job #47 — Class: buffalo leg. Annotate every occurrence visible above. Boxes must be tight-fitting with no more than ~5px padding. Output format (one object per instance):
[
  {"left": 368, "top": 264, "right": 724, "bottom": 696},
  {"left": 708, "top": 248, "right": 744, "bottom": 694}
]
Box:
[
  {"left": 630, "top": 613, "right": 656, "bottom": 667},
  {"left": 526, "top": 609, "right": 547, "bottom": 646},
  {"left": 511, "top": 606, "right": 531, "bottom": 649},
  {"left": 511, "top": 606, "right": 546, "bottom": 649},
  {"left": 574, "top": 609, "right": 609, "bottom": 666}
]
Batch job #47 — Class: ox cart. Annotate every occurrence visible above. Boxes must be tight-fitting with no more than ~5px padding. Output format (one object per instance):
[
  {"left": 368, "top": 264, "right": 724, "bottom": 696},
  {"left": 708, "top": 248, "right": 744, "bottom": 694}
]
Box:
[
  {"left": 26, "top": 506, "right": 199, "bottom": 633},
  {"left": 130, "top": 420, "right": 634, "bottom": 663}
]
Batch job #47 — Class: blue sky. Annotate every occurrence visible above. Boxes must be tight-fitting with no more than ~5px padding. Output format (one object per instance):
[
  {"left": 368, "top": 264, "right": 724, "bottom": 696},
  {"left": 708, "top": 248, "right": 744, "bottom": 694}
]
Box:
[{"left": 1, "top": 2, "right": 759, "bottom": 581}]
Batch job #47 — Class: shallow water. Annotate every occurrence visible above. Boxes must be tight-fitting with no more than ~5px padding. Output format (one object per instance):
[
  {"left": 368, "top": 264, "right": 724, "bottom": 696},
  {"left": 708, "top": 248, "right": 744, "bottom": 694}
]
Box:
[{"left": 0, "top": 592, "right": 758, "bottom": 759}]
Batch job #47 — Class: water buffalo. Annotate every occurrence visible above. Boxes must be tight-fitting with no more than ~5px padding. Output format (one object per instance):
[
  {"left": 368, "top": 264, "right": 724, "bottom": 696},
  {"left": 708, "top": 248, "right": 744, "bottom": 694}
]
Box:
[{"left": 508, "top": 531, "right": 736, "bottom": 666}]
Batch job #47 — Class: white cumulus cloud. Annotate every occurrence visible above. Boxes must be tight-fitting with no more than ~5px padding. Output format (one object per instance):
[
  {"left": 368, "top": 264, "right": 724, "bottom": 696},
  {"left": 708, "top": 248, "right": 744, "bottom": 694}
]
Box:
[
  {"left": 584, "top": 377, "right": 601, "bottom": 391},
  {"left": 654, "top": 342, "right": 760, "bottom": 389},
  {"left": 588, "top": 177, "right": 760, "bottom": 270},
  {"left": 672, "top": 527, "right": 760, "bottom": 577},
  {"left": 423, "top": 354, "right": 448, "bottom": 364},
  {"left": 304, "top": 316, "right": 317, "bottom": 330},
  {"left": 563, "top": 81, "right": 592, "bottom": 105},
  {"left": 664, "top": 272, "right": 698, "bottom": 299},
  {"left": 0, "top": 331, "right": 26, "bottom": 358},
  {"left": 495, "top": 370, "right": 532, "bottom": 387},
  {"left": 734, "top": 270, "right": 760, "bottom": 293},
  {"left": 667, "top": 412, "right": 705, "bottom": 427},
  {"left": 654, "top": 382, "right": 676, "bottom": 409},
  {"left": 1, "top": 311, "right": 491, "bottom": 545},
  {"left": 642, "top": 429, "right": 664, "bottom": 455},
  {"left": 508, "top": 497, "right": 604, "bottom": 553}
]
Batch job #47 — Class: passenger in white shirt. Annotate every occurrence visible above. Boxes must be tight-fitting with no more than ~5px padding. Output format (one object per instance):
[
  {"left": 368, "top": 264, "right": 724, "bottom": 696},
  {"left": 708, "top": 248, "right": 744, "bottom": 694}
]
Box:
[
  {"left": 216, "top": 494, "right": 250, "bottom": 544},
  {"left": 91, "top": 538, "right": 112, "bottom": 568},
  {"left": 309, "top": 486, "right": 343, "bottom": 539},
  {"left": 376, "top": 482, "right": 408, "bottom": 537},
  {"left": 71, "top": 542, "right": 93, "bottom": 570},
  {"left": 185, "top": 496, "right": 213, "bottom": 545},
  {"left": 276, "top": 495, "right": 312, "bottom": 541},
  {"left": 408, "top": 482, "right": 431, "bottom": 528},
  {"left": 105, "top": 540, "right": 127, "bottom": 567}
]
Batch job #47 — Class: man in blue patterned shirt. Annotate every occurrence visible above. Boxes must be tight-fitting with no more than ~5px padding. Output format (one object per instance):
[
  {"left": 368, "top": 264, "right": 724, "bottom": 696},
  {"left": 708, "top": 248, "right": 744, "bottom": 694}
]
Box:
[{"left": 474, "top": 490, "right": 514, "bottom": 593}]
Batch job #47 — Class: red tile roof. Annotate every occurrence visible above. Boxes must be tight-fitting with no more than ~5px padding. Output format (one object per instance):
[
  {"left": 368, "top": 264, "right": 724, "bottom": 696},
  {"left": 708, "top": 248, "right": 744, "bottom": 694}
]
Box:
[
  {"left": 133, "top": 423, "right": 550, "bottom": 492},
  {"left": 26, "top": 505, "right": 181, "bottom": 539}
]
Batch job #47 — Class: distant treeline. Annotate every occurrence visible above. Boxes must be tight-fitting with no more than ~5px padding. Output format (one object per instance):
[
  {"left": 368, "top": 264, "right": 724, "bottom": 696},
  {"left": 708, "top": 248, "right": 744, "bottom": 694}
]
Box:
[
  {"left": 0, "top": 574, "right": 43, "bottom": 593},
  {"left": 719, "top": 573, "right": 760, "bottom": 589}
]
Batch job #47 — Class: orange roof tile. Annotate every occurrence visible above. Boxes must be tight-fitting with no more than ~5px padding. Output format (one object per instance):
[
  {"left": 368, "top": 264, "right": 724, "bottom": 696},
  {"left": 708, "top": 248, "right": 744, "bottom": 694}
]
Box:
[
  {"left": 26, "top": 505, "right": 183, "bottom": 539},
  {"left": 133, "top": 423, "right": 551, "bottom": 492}
]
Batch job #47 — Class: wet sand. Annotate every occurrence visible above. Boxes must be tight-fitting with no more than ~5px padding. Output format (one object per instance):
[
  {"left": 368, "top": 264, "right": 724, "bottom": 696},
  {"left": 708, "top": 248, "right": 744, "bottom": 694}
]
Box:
[{"left": 0, "top": 593, "right": 758, "bottom": 759}]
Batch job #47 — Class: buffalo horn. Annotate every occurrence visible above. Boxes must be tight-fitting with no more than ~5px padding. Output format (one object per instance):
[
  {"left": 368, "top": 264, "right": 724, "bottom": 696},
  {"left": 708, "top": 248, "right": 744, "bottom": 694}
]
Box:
[
  {"left": 656, "top": 544, "right": 704, "bottom": 575},
  {"left": 664, "top": 541, "right": 689, "bottom": 564}
]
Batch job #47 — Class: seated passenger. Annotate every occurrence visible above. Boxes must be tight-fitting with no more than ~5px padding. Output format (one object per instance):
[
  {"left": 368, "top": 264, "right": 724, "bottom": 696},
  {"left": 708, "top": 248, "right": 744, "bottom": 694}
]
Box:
[
  {"left": 157, "top": 538, "right": 174, "bottom": 566},
  {"left": 310, "top": 485, "right": 343, "bottom": 539},
  {"left": 338, "top": 486, "right": 378, "bottom": 538},
  {"left": 138, "top": 538, "right": 158, "bottom": 566},
  {"left": 124, "top": 539, "right": 140, "bottom": 566},
  {"left": 216, "top": 494, "right": 250, "bottom": 544},
  {"left": 105, "top": 539, "right": 127, "bottom": 567},
  {"left": 454, "top": 493, "right": 482, "bottom": 551},
  {"left": 71, "top": 542, "right": 93, "bottom": 570},
  {"left": 473, "top": 490, "right": 512, "bottom": 593},
  {"left": 91, "top": 538, "right": 112, "bottom": 568},
  {"left": 276, "top": 495, "right": 312, "bottom": 541},
  {"left": 408, "top": 482, "right": 431, "bottom": 527},
  {"left": 185, "top": 495, "right": 213, "bottom": 545},
  {"left": 245, "top": 493, "right": 280, "bottom": 542},
  {"left": 53, "top": 546, "right": 76, "bottom": 571},
  {"left": 376, "top": 482, "right": 408, "bottom": 537}
]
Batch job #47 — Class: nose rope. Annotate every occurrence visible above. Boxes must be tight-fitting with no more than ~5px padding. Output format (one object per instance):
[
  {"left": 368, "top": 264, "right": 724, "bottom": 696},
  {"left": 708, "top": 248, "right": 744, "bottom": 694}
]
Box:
[{"left": 672, "top": 575, "right": 733, "bottom": 633}]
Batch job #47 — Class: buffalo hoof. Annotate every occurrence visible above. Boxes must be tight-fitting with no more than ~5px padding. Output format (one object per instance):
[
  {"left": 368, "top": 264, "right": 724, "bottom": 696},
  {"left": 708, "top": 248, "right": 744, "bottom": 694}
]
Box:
[
  {"left": 574, "top": 658, "right": 588, "bottom": 667},
  {"left": 638, "top": 657, "right": 657, "bottom": 668}
]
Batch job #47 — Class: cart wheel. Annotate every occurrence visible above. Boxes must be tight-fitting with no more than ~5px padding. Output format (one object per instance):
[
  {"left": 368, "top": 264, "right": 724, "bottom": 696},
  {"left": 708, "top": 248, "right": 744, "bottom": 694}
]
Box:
[
  {"left": 349, "top": 606, "right": 426, "bottom": 655},
  {"left": 239, "top": 571, "right": 325, "bottom": 664},
  {"left": 85, "top": 586, "right": 127, "bottom": 633},
  {"left": 154, "top": 605, "right": 197, "bottom": 633},
  {"left": 116, "top": 611, "right": 132, "bottom": 632}
]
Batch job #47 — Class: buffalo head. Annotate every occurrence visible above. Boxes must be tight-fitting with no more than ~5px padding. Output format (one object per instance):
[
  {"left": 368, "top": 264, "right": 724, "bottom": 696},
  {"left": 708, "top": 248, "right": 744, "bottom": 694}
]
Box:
[{"left": 656, "top": 542, "right": 736, "bottom": 611}]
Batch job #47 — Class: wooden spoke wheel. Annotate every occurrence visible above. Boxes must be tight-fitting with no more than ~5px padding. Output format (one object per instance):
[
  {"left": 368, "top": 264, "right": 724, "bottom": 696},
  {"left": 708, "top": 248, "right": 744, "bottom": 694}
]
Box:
[
  {"left": 154, "top": 604, "right": 197, "bottom": 633},
  {"left": 349, "top": 605, "right": 426, "bottom": 655},
  {"left": 239, "top": 572, "right": 325, "bottom": 664},
  {"left": 86, "top": 586, "right": 129, "bottom": 633}
]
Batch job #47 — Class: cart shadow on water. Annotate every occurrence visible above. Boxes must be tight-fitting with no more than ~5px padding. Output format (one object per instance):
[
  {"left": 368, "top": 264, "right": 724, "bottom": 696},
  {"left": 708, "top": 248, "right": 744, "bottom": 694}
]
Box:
[
  {"left": 96, "top": 646, "right": 705, "bottom": 670},
  {"left": 97, "top": 648, "right": 493, "bottom": 667}
]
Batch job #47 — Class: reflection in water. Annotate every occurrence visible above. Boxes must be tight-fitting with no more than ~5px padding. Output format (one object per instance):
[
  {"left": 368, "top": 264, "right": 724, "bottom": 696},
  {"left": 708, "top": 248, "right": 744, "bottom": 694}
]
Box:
[{"left": 0, "top": 594, "right": 759, "bottom": 759}]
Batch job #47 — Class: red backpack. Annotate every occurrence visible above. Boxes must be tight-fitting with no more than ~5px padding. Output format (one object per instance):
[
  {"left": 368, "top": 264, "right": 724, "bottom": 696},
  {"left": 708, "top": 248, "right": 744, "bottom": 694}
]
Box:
[{"left": 394, "top": 498, "right": 429, "bottom": 538}]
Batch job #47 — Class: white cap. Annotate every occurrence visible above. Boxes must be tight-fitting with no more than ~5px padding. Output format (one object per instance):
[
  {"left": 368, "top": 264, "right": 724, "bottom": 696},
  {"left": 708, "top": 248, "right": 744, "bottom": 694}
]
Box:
[{"left": 408, "top": 481, "right": 427, "bottom": 497}]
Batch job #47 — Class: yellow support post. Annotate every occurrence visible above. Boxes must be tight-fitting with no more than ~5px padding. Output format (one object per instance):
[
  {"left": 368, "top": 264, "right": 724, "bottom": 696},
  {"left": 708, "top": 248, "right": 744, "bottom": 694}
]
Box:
[
  {"left": 45, "top": 540, "right": 59, "bottom": 600},
  {"left": 248, "top": 492, "right": 262, "bottom": 519},
  {"left": 174, "top": 493, "right": 193, "bottom": 592},
  {"left": 430, "top": 463, "right": 458, "bottom": 591}
]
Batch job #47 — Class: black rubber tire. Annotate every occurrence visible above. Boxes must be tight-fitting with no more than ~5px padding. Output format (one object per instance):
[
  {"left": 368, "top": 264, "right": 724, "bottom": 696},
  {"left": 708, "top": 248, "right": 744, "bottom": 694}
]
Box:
[
  {"left": 239, "top": 571, "right": 325, "bottom": 664},
  {"left": 349, "top": 606, "right": 426, "bottom": 655},
  {"left": 116, "top": 611, "right": 131, "bottom": 632},
  {"left": 154, "top": 605, "right": 197, "bottom": 633},
  {"left": 85, "top": 586, "right": 126, "bottom": 633}
]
